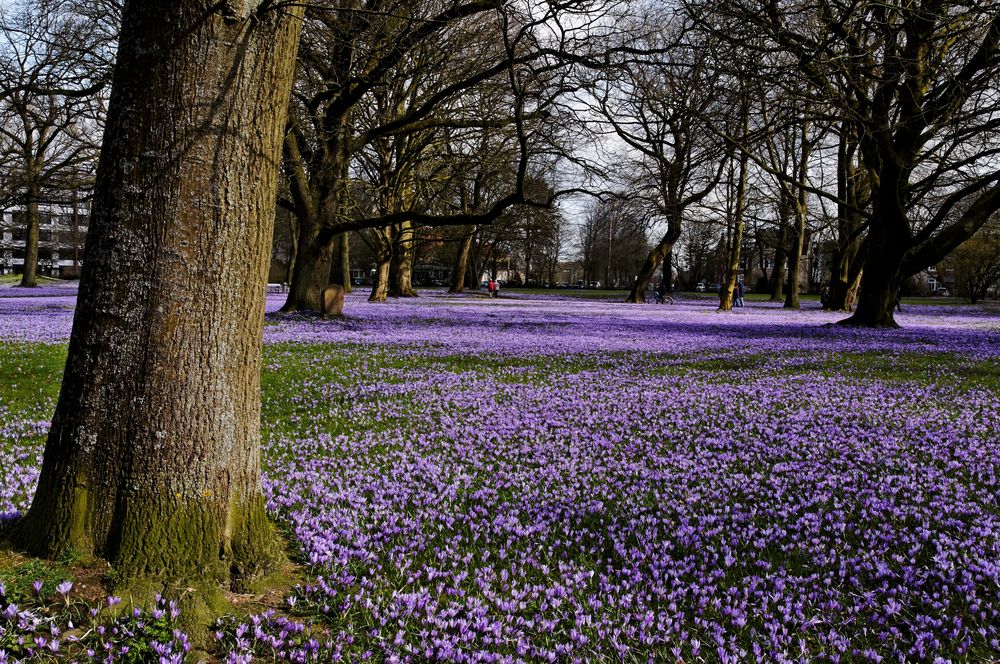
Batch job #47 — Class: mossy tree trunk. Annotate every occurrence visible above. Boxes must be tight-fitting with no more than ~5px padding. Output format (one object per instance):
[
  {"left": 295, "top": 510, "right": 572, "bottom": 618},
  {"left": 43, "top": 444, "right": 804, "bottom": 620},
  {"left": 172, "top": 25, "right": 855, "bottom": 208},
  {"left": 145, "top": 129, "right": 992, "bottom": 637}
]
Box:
[{"left": 8, "top": 0, "right": 304, "bottom": 588}]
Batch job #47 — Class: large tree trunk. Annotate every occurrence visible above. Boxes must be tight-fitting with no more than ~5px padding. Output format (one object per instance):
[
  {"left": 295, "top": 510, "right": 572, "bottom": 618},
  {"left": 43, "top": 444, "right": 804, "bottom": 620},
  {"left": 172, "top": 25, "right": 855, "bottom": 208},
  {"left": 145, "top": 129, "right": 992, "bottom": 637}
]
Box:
[
  {"left": 280, "top": 106, "right": 350, "bottom": 312},
  {"left": 8, "top": 0, "right": 304, "bottom": 589},
  {"left": 449, "top": 227, "right": 475, "bottom": 293},
  {"left": 19, "top": 183, "right": 40, "bottom": 287},
  {"left": 840, "top": 201, "right": 908, "bottom": 327},
  {"left": 465, "top": 247, "right": 480, "bottom": 289},
  {"left": 370, "top": 261, "right": 391, "bottom": 302},
  {"left": 281, "top": 220, "right": 337, "bottom": 312}
]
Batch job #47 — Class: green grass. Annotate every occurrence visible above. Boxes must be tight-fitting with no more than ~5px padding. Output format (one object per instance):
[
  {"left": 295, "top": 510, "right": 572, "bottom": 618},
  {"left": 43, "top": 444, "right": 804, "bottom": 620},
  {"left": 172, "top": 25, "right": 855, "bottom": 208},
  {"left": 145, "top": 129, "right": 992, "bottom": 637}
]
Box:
[
  {"left": 0, "top": 553, "right": 73, "bottom": 604},
  {"left": 0, "top": 274, "right": 63, "bottom": 286},
  {"left": 0, "top": 343, "right": 66, "bottom": 418}
]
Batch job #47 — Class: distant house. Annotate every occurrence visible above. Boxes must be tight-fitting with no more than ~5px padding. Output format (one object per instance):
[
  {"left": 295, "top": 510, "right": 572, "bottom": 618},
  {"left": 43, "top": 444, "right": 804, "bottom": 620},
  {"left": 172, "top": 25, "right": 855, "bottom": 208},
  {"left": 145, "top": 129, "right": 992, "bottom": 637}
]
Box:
[{"left": 0, "top": 204, "right": 89, "bottom": 278}]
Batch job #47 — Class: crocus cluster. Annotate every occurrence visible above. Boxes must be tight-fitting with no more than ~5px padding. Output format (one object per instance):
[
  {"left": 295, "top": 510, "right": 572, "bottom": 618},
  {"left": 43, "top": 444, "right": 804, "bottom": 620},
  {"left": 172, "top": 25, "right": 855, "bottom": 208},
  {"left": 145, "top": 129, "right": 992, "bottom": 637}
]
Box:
[
  {"left": 1, "top": 289, "right": 999, "bottom": 662},
  {"left": 0, "top": 584, "right": 188, "bottom": 663}
]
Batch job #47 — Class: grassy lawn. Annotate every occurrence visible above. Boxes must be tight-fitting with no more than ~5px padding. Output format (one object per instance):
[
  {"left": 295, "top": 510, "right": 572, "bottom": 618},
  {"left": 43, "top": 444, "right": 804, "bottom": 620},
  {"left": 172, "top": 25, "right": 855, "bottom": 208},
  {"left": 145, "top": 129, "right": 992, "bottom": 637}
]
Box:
[{"left": 0, "top": 275, "right": 63, "bottom": 287}]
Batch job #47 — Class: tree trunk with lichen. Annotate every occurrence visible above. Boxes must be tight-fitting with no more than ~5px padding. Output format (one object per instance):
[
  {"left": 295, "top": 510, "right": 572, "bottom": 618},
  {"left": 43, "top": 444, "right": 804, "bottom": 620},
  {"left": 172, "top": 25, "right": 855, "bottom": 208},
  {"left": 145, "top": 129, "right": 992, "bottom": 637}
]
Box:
[{"left": 7, "top": 0, "right": 304, "bottom": 590}]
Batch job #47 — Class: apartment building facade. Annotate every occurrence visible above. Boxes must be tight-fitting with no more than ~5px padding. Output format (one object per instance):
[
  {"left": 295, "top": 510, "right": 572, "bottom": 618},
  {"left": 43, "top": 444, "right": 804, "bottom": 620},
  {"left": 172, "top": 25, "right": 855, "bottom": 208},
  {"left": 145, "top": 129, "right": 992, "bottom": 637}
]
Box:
[{"left": 0, "top": 204, "right": 88, "bottom": 278}]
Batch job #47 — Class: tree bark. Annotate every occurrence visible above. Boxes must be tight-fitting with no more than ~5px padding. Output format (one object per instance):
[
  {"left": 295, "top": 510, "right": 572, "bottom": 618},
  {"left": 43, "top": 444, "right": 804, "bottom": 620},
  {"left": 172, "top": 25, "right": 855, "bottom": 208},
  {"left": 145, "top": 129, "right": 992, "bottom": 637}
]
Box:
[
  {"left": 369, "top": 226, "right": 392, "bottom": 302},
  {"left": 8, "top": 0, "right": 304, "bottom": 588},
  {"left": 840, "top": 200, "right": 908, "bottom": 327},
  {"left": 720, "top": 151, "right": 749, "bottom": 311},
  {"left": 784, "top": 206, "right": 805, "bottom": 309},
  {"left": 19, "top": 183, "right": 40, "bottom": 287},
  {"left": 662, "top": 249, "right": 673, "bottom": 292},
  {"left": 281, "top": 221, "right": 337, "bottom": 312},
  {"left": 370, "top": 261, "right": 391, "bottom": 302},
  {"left": 465, "top": 244, "right": 481, "bottom": 289},
  {"left": 280, "top": 108, "right": 350, "bottom": 312},
  {"left": 719, "top": 225, "right": 739, "bottom": 311},
  {"left": 828, "top": 238, "right": 866, "bottom": 311},
  {"left": 339, "top": 232, "right": 352, "bottom": 294},
  {"left": 449, "top": 227, "right": 475, "bottom": 293},
  {"left": 783, "top": 120, "right": 811, "bottom": 310},
  {"left": 285, "top": 216, "right": 300, "bottom": 287},
  {"left": 329, "top": 232, "right": 352, "bottom": 294},
  {"left": 389, "top": 221, "right": 417, "bottom": 297},
  {"left": 827, "top": 125, "right": 868, "bottom": 311},
  {"left": 770, "top": 224, "right": 788, "bottom": 302}
]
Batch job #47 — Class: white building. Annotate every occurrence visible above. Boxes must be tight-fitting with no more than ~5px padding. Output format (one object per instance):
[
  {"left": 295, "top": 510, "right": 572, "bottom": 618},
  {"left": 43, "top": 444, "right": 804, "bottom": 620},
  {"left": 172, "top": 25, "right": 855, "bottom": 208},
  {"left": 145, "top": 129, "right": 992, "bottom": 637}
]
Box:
[{"left": 0, "top": 204, "right": 89, "bottom": 277}]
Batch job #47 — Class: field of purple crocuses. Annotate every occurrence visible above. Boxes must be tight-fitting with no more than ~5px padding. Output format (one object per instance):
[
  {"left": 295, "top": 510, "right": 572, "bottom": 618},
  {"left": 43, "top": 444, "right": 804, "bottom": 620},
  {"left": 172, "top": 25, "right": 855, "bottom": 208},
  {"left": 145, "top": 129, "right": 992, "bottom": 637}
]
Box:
[{"left": 2, "top": 288, "right": 1000, "bottom": 662}]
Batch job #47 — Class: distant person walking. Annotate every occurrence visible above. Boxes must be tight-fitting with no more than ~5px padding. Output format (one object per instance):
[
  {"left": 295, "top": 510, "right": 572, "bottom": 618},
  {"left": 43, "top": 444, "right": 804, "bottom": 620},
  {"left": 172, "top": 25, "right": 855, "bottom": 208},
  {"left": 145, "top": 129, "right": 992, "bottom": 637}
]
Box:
[
  {"left": 735, "top": 281, "right": 745, "bottom": 307},
  {"left": 820, "top": 286, "right": 830, "bottom": 309},
  {"left": 487, "top": 279, "right": 496, "bottom": 298},
  {"left": 494, "top": 280, "right": 501, "bottom": 298}
]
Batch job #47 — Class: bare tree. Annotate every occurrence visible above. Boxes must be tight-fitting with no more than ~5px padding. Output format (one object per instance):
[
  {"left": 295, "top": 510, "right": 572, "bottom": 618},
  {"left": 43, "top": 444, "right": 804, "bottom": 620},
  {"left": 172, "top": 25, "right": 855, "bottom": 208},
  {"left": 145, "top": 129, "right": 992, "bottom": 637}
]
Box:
[
  {"left": 0, "top": 0, "right": 110, "bottom": 286},
  {"left": 578, "top": 197, "right": 649, "bottom": 288},
  {"left": 586, "top": 12, "right": 725, "bottom": 303},
  {"left": 690, "top": 0, "right": 1000, "bottom": 327},
  {"left": 279, "top": 0, "right": 602, "bottom": 312}
]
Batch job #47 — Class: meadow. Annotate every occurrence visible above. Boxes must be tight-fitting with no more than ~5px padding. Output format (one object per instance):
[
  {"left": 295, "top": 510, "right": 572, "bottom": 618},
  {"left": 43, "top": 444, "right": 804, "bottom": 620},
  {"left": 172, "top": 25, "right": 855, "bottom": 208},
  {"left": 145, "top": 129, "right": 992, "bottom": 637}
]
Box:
[{"left": 1, "top": 287, "right": 999, "bottom": 662}]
